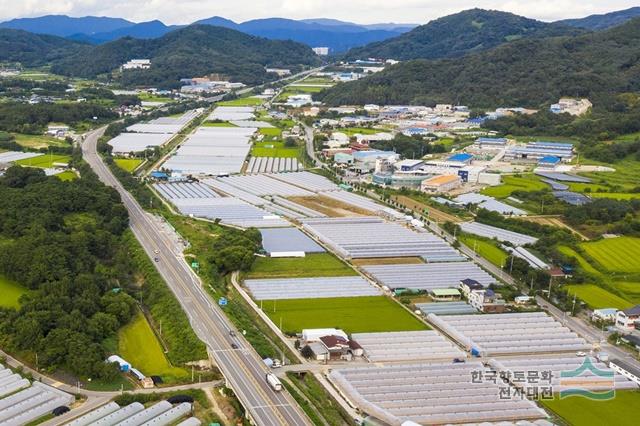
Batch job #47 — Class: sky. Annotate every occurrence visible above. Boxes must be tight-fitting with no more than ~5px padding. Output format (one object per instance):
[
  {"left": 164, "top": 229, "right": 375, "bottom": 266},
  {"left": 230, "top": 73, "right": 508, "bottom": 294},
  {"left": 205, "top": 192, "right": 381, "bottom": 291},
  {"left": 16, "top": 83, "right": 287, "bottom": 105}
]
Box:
[{"left": 0, "top": 0, "right": 637, "bottom": 25}]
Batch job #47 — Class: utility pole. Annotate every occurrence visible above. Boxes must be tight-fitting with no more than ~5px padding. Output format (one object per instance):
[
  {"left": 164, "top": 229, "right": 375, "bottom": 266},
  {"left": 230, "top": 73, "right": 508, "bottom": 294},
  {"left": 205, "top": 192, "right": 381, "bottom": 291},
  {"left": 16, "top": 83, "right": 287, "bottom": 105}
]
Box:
[
  {"left": 509, "top": 256, "right": 515, "bottom": 275},
  {"left": 571, "top": 294, "right": 577, "bottom": 316},
  {"left": 548, "top": 276, "right": 553, "bottom": 299}
]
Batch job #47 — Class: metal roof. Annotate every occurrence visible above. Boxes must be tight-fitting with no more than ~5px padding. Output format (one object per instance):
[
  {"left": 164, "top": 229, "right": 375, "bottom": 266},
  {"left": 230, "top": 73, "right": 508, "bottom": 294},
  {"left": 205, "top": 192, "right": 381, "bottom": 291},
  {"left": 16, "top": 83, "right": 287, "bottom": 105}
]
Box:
[{"left": 259, "top": 227, "right": 325, "bottom": 254}]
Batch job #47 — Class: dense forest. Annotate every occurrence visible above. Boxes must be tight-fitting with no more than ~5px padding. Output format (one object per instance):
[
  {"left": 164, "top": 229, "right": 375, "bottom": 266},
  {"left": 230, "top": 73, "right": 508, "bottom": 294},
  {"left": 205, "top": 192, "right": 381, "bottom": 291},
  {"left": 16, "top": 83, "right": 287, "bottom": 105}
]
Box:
[
  {"left": 319, "top": 18, "right": 640, "bottom": 108},
  {"left": 49, "top": 25, "right": 321, "bottom": 88},
  {"left": 0, "top": 28, "right": 87, "bottom": 66},
  {"left": 0, "top": 166, "right": 137, "bottom": 379},
  {"left": 0, "top": 102, "right": 118, "bottom": 134},
  {"left": 344, "top": 9, "right": 581, "bottom": 61}
]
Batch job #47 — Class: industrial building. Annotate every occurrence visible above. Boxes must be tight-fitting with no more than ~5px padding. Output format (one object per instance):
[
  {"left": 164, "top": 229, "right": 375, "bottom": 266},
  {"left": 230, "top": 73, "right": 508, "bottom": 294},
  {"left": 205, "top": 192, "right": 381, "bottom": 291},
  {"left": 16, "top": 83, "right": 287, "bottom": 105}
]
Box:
[
  {"left": 505, "top": 141, "right": 574, "bottom": 162},
  {"left": 420, "top": 174, "right": 462, "bottom": 193}
]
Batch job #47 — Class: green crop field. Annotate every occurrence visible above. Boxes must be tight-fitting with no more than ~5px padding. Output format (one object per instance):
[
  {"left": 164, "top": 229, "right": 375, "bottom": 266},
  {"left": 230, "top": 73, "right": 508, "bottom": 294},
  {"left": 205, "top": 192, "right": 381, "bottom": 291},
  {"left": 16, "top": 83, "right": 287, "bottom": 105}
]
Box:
[
  {"left": 262, "top": 296, "right": 428, "bottom": 334},
  {"left": 114, "top": 158, "right": 143, "bottom": 173},
  {"left": 0, "top": 276, "right": 28, "bottom": 309},
  {"left": 588, "top": 193, "right": 640, "bottom": 200},
  {"left": 285, "top": 85, "right": 325, "bottom": 93},
  {"left": 218, "top": 97, "right": 263, "bottom": 106},
  {"left": 459, "top": 234, "right": 508, "bottom": 267},
  {"left": 16, "top": 154, "right": 71, "bottom": 168},
  {"left": 259, "top": 127, "right": 283, "bottom": 137},
  {"left": 118, "top": 312, "right": 188, "bottom": 380},
  {"left": 481, "top": 174, "right": 548, "bottom": 198},
  {"left": 564, "top": 285, "right": 633, "bottom": 310},
  {"left": 613, "top": 282, "right": 640, "bottom": 304},
  {"left": 247, "top": 253, "right": 357, "bottom": 279},
  {"left": 251, "top": 141, "right": 300, "bottom": 158},
  {"left": 201, "top": 121, "right": 238, "bottom": 127},
  {"left": 542, "top": 391, "right": 640, "bottom": 426},
  {"left": 340, "top": 127, "right": 387, "bottom": 136},
  {"left": 56, "top": 171, "right": 77, "bottom": 181},
  {"left": 581, "top": 157, "right": 640, "bottom": 192},
  {"left": 581, "top": 237, "right": 640, "bottom": 273},
  {"left": 557, "top": 246, "right": 601, "bottom": 276}
]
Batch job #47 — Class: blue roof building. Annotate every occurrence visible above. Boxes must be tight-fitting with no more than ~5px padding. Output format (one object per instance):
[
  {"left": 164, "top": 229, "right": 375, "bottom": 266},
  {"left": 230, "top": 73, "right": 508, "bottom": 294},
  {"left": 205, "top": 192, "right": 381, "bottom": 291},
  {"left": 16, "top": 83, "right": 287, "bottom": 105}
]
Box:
[
  {"left": 447, "top": 153, "right": 474, "bottom": 164},
  {"left": 538, "top": 156, "right": 561, "bottom": 167}
]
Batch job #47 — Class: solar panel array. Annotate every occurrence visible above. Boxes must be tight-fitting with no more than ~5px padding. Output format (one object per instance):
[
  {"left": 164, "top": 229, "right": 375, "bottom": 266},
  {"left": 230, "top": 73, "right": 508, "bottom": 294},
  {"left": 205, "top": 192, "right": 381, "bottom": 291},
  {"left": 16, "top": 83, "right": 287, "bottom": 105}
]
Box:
[
  {"left": 259, "top": 227, "right": 325, "bottom": 254},
  {"left": 488, "top": 357, "right": 639, "bottom": 392},
  {"left": 209, "top": 106, "right": 255, "bottom": 121},
  {"left": 108, "top": 133, "right": 174, "bottom": 154},
  {"left": 163, "top": 127, "right": 256, "bottom": 175},
  {"left": 247, "top": 157, "right": 302, "bottom": 173},
  {"left": 268, "top": 171, "right": 339, "bottom": 192},
  {"left": 0, "top": 367, "right": 74, "bottom": 426},
  {"left": 0, "top": 151, "right": 42, "bottom": 163},
  {"left": 351, "top": 331, "right": 466, "bottom": 362},
  {"left": 302, "top": 217, "right": 461, "bottom": 259},
  {"left": 416, "top": 301, "right": 478, "bottom": 316},
  {"left": 429, "top": 312, "right": 590, "bottom": 356},
  {"left": 217, "top": 174, "right": 315, "bottom": 197},
  {"left": 460, "top": 222, "right": 538, "bottom": 246},
  {"left": 329, "top": 362, "right": 546, "bottom": 425},
  {"left": 153, "top": 182, "right": 220, "bottom": 199},
  {"left": 362, "top": 262, "right": 494, "bottom": 291},
  {"left": 244, "top": 276, "right": 380, "bottom": 300}
]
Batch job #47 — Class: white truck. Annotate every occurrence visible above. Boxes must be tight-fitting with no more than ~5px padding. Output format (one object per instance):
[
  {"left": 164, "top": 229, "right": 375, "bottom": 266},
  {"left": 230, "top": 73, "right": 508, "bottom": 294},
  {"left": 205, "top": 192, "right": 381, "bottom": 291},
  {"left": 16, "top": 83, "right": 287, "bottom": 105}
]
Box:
[{"left": 266, "top": 373, "right": 282, "bottom": 392}]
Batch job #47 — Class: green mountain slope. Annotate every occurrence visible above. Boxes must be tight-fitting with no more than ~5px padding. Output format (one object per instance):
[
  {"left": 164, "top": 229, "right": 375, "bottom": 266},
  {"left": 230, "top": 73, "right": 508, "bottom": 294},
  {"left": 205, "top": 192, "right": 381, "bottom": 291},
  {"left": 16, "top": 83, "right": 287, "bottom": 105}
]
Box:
[
  {"left": 318, "top": 18, "right": 640, "bottom": 108},
  {"left": 0, "top": 28, "right": 88, "bottom": 66},
  {"left": 558, "top": 7, "right": 640, "bottom": 30},
  {"left": 343, "top": 9, "right": 582, "bottom": 61},
  {"left": 50, "top": 25, "right": 320, "bottom": 87}
]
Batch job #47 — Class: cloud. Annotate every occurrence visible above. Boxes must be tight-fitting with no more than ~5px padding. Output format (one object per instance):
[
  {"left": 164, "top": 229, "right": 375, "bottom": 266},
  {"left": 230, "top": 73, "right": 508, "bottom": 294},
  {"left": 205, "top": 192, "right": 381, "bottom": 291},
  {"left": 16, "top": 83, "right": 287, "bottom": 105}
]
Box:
[{"left": 0, "top": 0, "right": 637, "bottom": 24}]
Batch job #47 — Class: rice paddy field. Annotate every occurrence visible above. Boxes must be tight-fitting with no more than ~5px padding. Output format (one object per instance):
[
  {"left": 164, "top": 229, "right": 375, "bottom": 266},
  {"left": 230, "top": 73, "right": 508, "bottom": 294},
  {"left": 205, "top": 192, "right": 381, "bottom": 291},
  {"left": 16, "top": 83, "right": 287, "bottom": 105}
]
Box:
[
  {"left": 564, "top": 285, "right": 633, "bottom": 310},
  {"left": 580, "top": 237, "right": 640, "bottom": 273},
  {"left": 247, "top": 253, "right": 357, "bottom": 279},
  {"left": 459, "top": 234, "right": 509, "bottom": 267},
  {"left": 251, "top": 141, "right": 300, "bottom": 158},
  {"left": 114, "top": 158, "right": 143, "bottom": 173},
  {"left": 261, "top": 296, "right": 428, "bottom": 334},
  {"left": 15, "top": 154, "right": 71, "bottom": 168},
  {"left": 217, "top": 97, "right": 263, "bottom": 106},
  {"left": 481, "top": 174, "right": 548, "bottom": 199},
  {"left": 118, "top": 311, "right": 188, "bottom": 381},
  {"left": 542, "top": 391, "right": 640, "bottom": 426},
  {"left": 0, "top": 275, "right": 28, "bottom": 309}
]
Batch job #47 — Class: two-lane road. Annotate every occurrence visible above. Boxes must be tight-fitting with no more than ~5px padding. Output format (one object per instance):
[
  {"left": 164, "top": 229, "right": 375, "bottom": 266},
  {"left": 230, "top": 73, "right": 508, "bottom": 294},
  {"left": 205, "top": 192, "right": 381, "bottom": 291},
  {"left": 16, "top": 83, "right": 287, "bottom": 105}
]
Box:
[{"left": 82, "top": 127, "right": 310, "bottom": 426}]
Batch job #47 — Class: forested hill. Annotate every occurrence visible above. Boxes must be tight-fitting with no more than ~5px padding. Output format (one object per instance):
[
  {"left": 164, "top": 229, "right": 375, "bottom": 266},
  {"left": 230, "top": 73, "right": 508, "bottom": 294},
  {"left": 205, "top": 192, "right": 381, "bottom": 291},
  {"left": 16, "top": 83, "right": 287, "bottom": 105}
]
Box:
[
  {"left": 49, "top": 25, "right": 321, "bottom": 88},
  {"left": 0, "top": 29, "right": 87, "bottom": 66},
  {"left": 557, "top": 7, "right": 640, "bottom": 30},
  {"left": 318, "top": 18, "right": 640, "bottom": 108},
  {"left": 343, "top": 9, "right": 582, "bottom": 61}
]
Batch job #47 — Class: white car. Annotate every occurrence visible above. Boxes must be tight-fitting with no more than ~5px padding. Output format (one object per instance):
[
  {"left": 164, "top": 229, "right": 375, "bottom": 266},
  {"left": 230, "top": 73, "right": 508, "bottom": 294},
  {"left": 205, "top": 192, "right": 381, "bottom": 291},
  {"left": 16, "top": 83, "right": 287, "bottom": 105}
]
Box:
[{"left": 576, "top": 351, "right": 587, "bottom": 357}]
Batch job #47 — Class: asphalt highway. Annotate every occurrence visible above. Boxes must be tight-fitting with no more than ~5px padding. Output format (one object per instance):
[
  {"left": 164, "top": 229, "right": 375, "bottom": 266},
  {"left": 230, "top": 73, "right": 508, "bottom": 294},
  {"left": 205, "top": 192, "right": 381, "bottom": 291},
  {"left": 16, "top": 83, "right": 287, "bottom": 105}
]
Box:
[{"left": 82, "top": 127, "right": 310, "bottom": 426}]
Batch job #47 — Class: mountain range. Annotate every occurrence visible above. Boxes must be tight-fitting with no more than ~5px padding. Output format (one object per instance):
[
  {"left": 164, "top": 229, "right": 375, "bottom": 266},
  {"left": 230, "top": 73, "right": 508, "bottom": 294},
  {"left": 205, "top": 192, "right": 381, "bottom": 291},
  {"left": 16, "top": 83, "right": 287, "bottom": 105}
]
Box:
[
  {"left": 0, "top": 15, "right": 416, "bottom": 53},
  {"left": 317, "top": 16, "right": 640, "bottom": 108}
]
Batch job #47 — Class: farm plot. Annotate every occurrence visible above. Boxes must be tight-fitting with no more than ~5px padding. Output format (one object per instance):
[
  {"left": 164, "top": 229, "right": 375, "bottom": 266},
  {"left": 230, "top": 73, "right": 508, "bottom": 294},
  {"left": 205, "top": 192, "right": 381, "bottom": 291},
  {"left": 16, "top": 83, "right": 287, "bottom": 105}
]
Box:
[
  {"left": 248, "top": 253, "right": 356, "bottom": 278},
  {"left": 581, "top": 237, "right": 640, "bottom": 273},
  {"left": 481, "top": 174, "right": 548, "bottom": 199},
  {"left": 118, "top": 312, "right": 188, "bottom": 380},
  {"left": 262, "top": 296, "right": 428, "bottom": 334},
  {"left": 565, "top": 285, "right": 633, "bottom": 310},
  {"left": 244, "top": 276, "right": 381, "bottom": 300},
  {"left": 542, "top": 390, "right": 640, "bottom": 426},
  {"left": 115, "top": 158, "right": 143, "bottom": 172},
  {"left": 15, "top": 154, "right": 70, "bottom": 168}
]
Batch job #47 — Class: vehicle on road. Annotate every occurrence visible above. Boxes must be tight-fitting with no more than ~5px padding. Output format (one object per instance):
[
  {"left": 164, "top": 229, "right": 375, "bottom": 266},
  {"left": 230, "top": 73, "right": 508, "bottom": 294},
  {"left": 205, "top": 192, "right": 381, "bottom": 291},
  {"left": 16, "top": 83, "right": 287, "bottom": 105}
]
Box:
[
  {"left": 231, "top": 343, "right": 239, "bottom": 349},
  {"left": 452, "top": 358, "right": 466, "bottom": 363},
  {"left": 229, "top": 330, "right": 236, "bottom": 337},
  {"left": 266, "top": 373, "right": 282, "bottom": 392},
  {"left": 576, "top": 351, "right": 587, "bottom": 357},
  {"left": 272, "top": 359, "right": 282, "bottom": 368},
  {"left": 596, "top": 352, "right": 609, "bottom": 362},
  {"left": 154, "top": 249, "right": 160, "bottom": 254},
  {"left": 154, "top": 257, "right": 160, "bottom": 263}
]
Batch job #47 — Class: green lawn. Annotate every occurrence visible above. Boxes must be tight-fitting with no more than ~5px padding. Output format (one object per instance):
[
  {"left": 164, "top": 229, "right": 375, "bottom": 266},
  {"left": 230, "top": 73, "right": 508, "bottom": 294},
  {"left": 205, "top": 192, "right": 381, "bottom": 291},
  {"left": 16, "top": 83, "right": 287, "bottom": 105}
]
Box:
[
  {"left": 16, "top": 154, "right": 71, "bottom": 168},
  {"left": 581, "top": 237, "right": 640, "bottom": 273},
  {"left": 218, "top": 97, "right": 263, "bottom": 107},
  {"left": 114, "top": 158, "right": 143, "bottom": 173},
  {"left": 564, "top": 284, "right": 633, "bottom": 310},
  {"left": 0, "top": 276, "right": 28, "bottom": 309},
  {"left": 202, "top": 121, "right": 238, "bottom": 127},
  {"left": 56, "top": 170, "right": 77, "bottom": 181},
  {"left": 481, "top": 174, "right": 548, "bottom": 198},
  {"left": 542, "top": 391, "right": 640, "bottom": 426},
  {"left": 459, "top": 234, "right": 509, "bottom": 267},
  {"left": 262, "top": 296, "right": 428, "bottom": 334},
  {"left": 259, "top": 127, "right": 283, "bottom": 137},
  {"left": 13, "top": 133, "right": 71, "bottom": 149},
  {"left": 118, "top": 311, "right": 189, "bottom": 381},
  {"left": 247, "top": 253, "right": 357, "bottom": 279},
  {"left": 251, "top": 141, "right": 300, "bottom": 158}
]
